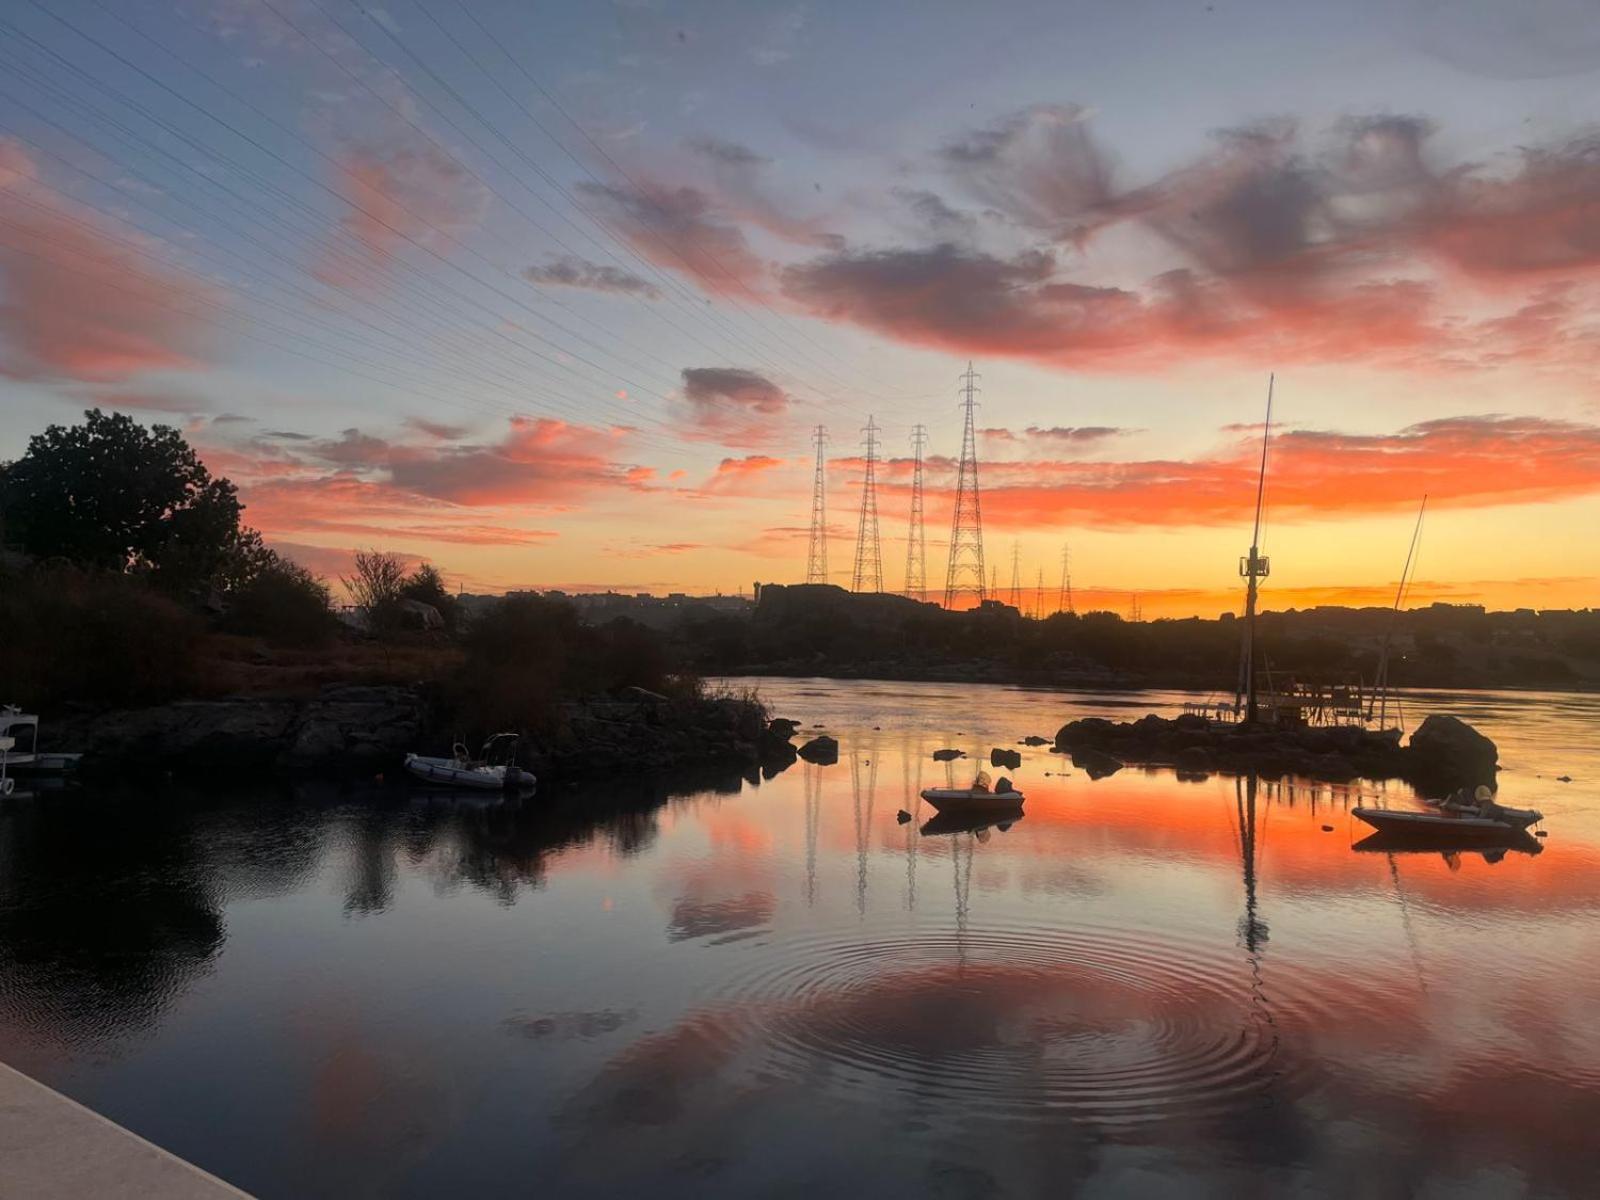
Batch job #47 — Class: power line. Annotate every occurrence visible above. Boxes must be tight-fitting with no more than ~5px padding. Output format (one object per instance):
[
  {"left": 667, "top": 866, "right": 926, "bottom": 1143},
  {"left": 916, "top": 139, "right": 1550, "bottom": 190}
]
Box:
[
  {"left": 903, "top": 424, "right": 927, "bottom": 602},
  {"left": 852, "top": 415, "right": 882, "bottom": 593},
  {"left": 943, "top": 363, "right": 987, "bottom": 609},
  {"left": 806, "top": 425, "right": 829, "bottom": 585}
]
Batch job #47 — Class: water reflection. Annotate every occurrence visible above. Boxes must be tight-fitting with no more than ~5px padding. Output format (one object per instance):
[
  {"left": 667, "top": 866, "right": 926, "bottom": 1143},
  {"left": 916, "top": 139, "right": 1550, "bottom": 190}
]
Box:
[{"left": 0, "top": 681, "right": 1597, "bottom": 1198}]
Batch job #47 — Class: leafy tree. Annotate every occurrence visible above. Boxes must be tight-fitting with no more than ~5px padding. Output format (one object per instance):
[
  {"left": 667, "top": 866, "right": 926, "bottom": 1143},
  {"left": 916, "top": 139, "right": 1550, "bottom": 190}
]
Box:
[{"left": 0, "top": 409, "right": 253, "bottom": 595}]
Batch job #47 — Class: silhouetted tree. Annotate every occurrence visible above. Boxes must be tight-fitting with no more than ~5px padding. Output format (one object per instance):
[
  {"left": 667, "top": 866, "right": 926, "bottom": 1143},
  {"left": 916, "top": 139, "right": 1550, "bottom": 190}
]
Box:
[
  {"left": 341, "top": 549, "right": 408, "bottom": 636},
  {"left": 0, "top": 409, "right": 256, "bottom": 595}
]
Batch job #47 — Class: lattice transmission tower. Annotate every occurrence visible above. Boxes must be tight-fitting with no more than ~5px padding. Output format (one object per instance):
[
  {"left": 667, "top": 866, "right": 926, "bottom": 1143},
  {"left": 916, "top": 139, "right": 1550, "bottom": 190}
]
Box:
[
  {"left": 903, "top": 424, "right": 928, "bottom": 602},
  {"left": 805, "top": 425, "right": 829, "bottom": 585},
  {"left": 1009, "top": 542, "right": 1021, "bottom": 609},
  {"left": 1034, "top": 567, "right": 1045, "bottom": 620},
  {"left": 943, "top": 363, "right": 987, "bottom": 608},
  {"left": 1058, "top": 543, "right": 1075, "bottom": 614},
  {"left": 852, "top": 415, "right": 883, "bottom": 593}
]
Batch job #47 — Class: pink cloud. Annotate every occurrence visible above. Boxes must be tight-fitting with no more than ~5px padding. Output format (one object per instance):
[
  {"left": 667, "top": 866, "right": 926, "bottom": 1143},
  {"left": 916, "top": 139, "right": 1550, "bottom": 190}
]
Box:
[{"left": 0, "top": 138, "right": 213, "bottom": 381}]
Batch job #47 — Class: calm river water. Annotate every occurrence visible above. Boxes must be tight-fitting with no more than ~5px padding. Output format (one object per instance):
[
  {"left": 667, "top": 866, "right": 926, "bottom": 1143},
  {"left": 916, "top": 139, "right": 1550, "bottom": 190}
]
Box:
[{"left": 2, "top": 680, "right": 1598, "bottom": 1198}]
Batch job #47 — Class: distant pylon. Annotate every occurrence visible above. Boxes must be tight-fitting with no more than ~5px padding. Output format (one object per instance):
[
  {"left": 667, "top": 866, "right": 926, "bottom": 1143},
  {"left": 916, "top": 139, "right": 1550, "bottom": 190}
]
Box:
[
  {"left": 943, "top": 363, "right": 987, "bottom": 608},
  {"left": 1009, "top": 542, "right": 1021, "bottom": 609},
  {"left": 1034, "top": 566, "right": 1044, "bottom": 620},
  {"left": 903, "top": 424, "right": 928, "bottom": 602},
  {"left": 1058, "top": 543, "right": 1075, "bottom": 614},
  {"left": 805, "top": 425, "right": 828, "bottom": 585},
  {"left": 852, "top": 415, "right": 883, "bottom": 593},
  {"left": 1128, "top": 593, "right": 1143, "bottom": 622}
]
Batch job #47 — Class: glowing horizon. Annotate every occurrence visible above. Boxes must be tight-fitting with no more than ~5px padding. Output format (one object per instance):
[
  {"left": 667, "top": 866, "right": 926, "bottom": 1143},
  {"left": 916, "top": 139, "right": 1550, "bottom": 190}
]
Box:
[{"left": 2, "top": 1, "right": 1597, "bottom": 617}]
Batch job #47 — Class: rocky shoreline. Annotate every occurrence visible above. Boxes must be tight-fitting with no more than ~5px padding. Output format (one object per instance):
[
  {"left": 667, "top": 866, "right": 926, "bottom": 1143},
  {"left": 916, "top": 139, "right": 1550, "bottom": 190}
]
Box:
[
  {"left": 44, "top": 684, "right": 800, "bottom": 783},
  {"left": 1053, "top": 712, "right": 1499, "bottom": 792}
]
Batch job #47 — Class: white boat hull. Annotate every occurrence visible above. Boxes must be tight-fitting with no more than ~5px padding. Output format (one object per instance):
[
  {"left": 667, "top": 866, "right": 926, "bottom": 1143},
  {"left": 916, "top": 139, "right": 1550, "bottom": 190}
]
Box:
[
  {"left": 919, "top": 787, "right": 1025, "bottom": 814},
  {"left": 404, "top": 754, "right": 535, "bottom": 791},
  {"left": 1352, "top": 806, "right": 1539, "bottom": 838}
]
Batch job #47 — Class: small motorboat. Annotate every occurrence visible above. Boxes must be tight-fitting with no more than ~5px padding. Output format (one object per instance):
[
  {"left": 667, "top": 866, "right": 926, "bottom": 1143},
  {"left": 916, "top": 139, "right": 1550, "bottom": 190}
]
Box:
[
  {"left": 920, "top": 769, "right": 1024, "bottom": 814},
  {"left": 0, "top": 707, "right": 83, "bottom": 778},
  {"left": 1352, "top": 797, "right": 1543, "bottom": 840},
  {"left": 405, "top": 733, "right": 536, "bottom": 792}
]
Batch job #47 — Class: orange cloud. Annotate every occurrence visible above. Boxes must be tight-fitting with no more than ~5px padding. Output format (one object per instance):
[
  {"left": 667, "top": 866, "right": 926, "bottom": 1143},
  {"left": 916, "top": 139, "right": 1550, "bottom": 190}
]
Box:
[
  {"left": 849, "top": 414, "right": 1600, "bottom": 531},
  {"left": 0, "top": 138, "right": 212, "bottom": 381}
]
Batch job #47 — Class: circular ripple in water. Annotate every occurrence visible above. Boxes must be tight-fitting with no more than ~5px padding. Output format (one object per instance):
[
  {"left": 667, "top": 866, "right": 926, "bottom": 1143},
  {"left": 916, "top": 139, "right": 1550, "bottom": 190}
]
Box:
[{"left": 714, "top": 924, "right": 1324, "bottom": 1130}]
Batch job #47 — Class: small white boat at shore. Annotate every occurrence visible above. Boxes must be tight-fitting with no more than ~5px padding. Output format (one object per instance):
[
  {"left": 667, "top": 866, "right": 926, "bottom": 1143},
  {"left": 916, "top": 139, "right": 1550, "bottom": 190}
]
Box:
[
  {"left": 405, "top": 733, "right": 536, "bottom": 792},
  {"left": 1, "top": 708, "right": 83, "bottom": 794}
]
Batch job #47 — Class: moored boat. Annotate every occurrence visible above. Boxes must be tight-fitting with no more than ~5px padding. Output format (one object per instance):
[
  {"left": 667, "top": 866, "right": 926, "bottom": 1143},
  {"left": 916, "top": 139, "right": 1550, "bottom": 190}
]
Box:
[
  {"left": 0, "top": 707, "right": 83, "bottom": 783},
  {"left": 920, "top": 768, "right": 1024, "bottom": 813},
  {"left": 1352, "top": 800, "right": 1542, "bottom": 839},
  {"left": 404, "top": 733, "right": 536, "bottom": 792}
]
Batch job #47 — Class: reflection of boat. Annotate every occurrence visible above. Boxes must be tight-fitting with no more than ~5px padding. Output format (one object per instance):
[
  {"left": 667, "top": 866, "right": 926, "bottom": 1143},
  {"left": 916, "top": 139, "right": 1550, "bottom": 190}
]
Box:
[
  {"left": 919, "top": 809, "right": 1023, "bottom": 836},
  {"left": 1352, "top": 804, "right": 1542, "bottom": 839},
  {"left": 405, "top": 733, "right": 536, "bottom": 791},
  {"left": 1353, "top": 829, "right": 1543, "bottom": 857}
]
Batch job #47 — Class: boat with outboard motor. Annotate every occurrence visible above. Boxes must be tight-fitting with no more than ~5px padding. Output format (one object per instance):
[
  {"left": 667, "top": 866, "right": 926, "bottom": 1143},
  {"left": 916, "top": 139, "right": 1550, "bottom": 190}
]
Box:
[
  {"left": 920, "top": 768, "right": 1024, "bottom": 814},
  {"left": 404, "top": 733, "right": 536, "bottom": 792},
  {"left": 1353, "top": 786, "right": 1542, "bottom": 840}
]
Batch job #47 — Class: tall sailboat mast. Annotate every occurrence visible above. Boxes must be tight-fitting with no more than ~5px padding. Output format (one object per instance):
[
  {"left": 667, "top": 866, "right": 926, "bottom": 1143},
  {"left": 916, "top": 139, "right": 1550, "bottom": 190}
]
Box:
[
  {"left": 1237, "top": 376, "right": 1274, "bottom": 724},
  {"left": 1371, "top": 495, "right": 1428, "bottom": 729}
]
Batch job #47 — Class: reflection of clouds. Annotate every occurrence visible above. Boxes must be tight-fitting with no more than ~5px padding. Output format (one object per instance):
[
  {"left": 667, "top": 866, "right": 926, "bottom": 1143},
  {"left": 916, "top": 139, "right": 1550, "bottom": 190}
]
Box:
[
  {"left": 298, "top": 1012, "right": 464, "bottom": 1197},
  {"left": 667, "top": 892, "right": 775, "bottom": 942}
]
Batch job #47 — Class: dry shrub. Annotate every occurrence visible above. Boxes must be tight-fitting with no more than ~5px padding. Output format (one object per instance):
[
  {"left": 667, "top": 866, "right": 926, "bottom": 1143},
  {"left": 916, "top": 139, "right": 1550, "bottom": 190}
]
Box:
[{"left": 0, "top": 565, "right": 200, "bottom": 708}]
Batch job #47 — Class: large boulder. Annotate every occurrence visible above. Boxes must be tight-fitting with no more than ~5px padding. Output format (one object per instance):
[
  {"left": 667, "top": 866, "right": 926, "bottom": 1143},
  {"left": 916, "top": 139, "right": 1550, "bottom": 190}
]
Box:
[
  {"left": 1053, "top": 717, "right": 1117, "bottom": 750},
  {"left": 1406, "top": 714, "right": 1498, "bottom": 791},
  {"left": 990, "top": 747, "right": 1022, "bottom": 770}
]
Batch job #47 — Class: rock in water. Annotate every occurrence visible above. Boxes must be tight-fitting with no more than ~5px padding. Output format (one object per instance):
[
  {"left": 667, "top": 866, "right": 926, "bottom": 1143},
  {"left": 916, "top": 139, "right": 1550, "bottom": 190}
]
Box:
[
  {"left": 798, "top": 735, "right": 839, "bottom": 765},
  {"left": 990, "top": 747, "right": 1022, "bottom": 770},
  {"left": 932, "top": 748, "right": 964, "bottom": 761},
  {"left": 1407, "top": 714, "right": 1498, "bottom": 791},
  {"left": 1021, "top": 735, "right": 1049, "bottom": 746}
]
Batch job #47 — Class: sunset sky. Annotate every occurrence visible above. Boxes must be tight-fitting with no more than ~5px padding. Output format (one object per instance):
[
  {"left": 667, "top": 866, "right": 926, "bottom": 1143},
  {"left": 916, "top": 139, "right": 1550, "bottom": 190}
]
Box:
[{"left": 3, "top": 0, "right": 1599, "bottom": 615}]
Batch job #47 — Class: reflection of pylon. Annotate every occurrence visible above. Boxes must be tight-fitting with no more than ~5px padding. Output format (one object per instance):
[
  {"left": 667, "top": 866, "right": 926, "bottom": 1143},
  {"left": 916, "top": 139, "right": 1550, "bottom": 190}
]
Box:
[
  {"left": 805, "top": 425, "right": 828, "bottom": 584},
  {"left": 943, "top": 363, "right": 987, "bottom": 608},
  {"left": 903, "top": 424, "right": 927, "bottom": 602},
  {"left": 852, "top": 416, "right": 883, "bottom": 593},
  {"left": 1058, "top": 543, "right": 1075, "bottom": 614},
  {"left": 1009, "top": 541, "right": 1021, "bottom": 609}
]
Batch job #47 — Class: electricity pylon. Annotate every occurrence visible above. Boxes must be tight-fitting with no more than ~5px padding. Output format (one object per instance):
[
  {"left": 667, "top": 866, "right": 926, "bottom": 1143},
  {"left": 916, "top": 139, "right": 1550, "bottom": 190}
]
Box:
[
  {"left": 903, "top": 424, "right": 928, "bottom": 602},
  {"left": 1058, "top": 543, "right": 1075, "bottom": 614},
  {"left": 805, "top": 425, "right": 828, "bottom": 584},
  {"left": 852, "top": 415, "right": 883, "bottom": 593},
  {"left": 943, "top": 363, "right": 987, "bottom": 608},
  {"left": 1009, "top": 542, "right": 1021, "bottom": 609}
]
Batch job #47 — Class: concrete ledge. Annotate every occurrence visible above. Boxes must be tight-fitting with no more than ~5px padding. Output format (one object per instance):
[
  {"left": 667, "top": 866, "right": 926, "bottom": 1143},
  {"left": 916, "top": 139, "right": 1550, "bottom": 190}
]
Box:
[{"left": 0, "top": 1062, "right": 251, "bottom": 1199}]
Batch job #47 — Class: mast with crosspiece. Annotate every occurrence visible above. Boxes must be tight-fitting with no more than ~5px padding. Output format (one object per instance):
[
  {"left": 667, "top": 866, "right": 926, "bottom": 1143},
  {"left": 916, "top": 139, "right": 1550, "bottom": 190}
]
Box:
[{"left": 1236, "top": 376, "right": 1274, "bottom": 724}]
